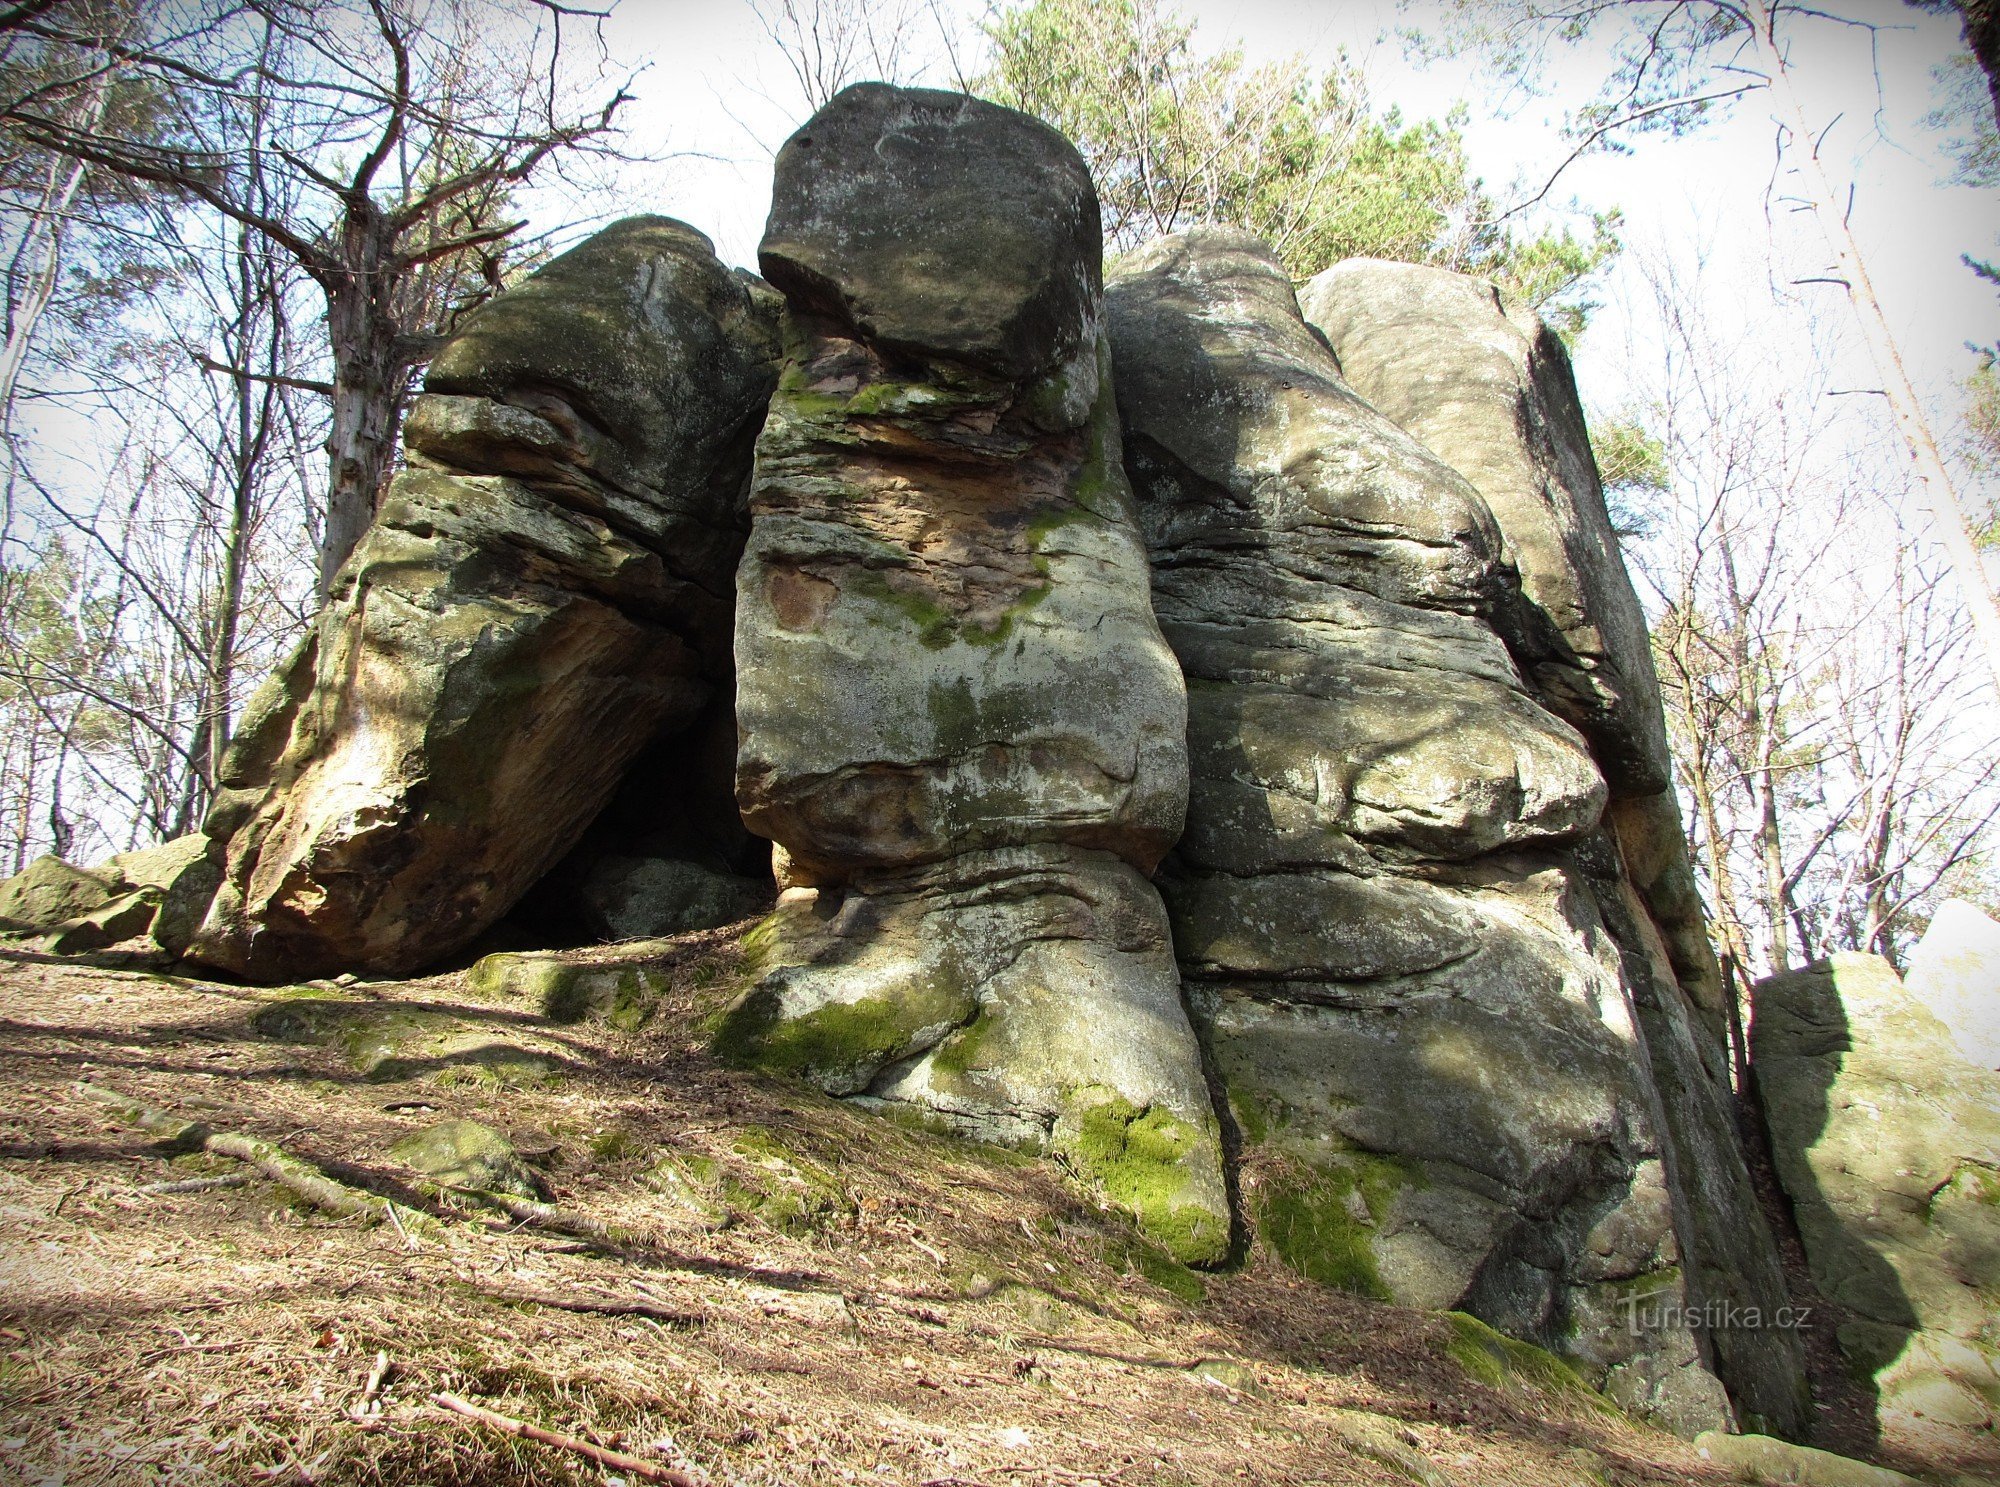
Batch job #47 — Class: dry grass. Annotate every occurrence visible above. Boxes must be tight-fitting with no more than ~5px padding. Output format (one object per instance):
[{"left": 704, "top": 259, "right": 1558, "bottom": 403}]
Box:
[{"left": 0, "top": 933, "right": 1746, "bottom": 1487}]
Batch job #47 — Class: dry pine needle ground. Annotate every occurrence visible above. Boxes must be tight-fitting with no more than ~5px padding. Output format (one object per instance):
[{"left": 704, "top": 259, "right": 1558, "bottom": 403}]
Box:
[{"left": 0, "top": 932, "right": 1751, "bottom": 1486}]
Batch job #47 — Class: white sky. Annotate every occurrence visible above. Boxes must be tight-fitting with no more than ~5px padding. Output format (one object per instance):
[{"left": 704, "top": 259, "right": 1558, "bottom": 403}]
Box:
[{"left": 577, "top": 0, "right": 1999, "bottom": 454}]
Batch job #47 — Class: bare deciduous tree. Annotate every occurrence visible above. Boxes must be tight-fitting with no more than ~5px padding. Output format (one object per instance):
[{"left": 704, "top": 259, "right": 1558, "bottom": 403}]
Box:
[
  {"left": 5, "top": 0, "right": 631, "bottom": 593},
  {"left": 1438, "top": 0, "right": 2000, "bottom": 708},
  {"left": 1608, "top": 247, "right": 1999, "bottom": 976}
]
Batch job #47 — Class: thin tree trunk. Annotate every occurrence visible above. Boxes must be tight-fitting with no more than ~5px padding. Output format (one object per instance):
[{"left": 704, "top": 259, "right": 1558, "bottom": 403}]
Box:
[
  {"left": 320, "top": 285, "right": 402, "bottom": 596},
  {"left": 1747, "top": 0, "right": 2000, "bottom": 711}
]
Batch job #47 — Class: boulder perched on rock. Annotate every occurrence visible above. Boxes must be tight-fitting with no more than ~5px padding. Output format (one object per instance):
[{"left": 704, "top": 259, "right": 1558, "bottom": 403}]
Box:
[
  {"left": 184, "top": 218, "right": 776, "bottom": 982},
  {"left": 714, "top": 84, "right": 1226, "bottom": 1264},
  {"left": 1107, "top": 228, "right": 1800, "bottom": 1435},
  {"left": 1754, "top": 952, "right": 2000, "bottom": 1469}
]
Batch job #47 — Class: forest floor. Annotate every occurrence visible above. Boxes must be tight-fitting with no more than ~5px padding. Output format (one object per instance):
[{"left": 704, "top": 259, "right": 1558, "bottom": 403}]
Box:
[{"left": 0, "top": 932, "right": 1941, "bottom": 1486}]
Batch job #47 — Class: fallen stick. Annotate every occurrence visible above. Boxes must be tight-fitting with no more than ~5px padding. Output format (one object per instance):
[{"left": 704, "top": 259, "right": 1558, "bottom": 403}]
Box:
[
  {"left": 416, "top": 1178, "right": 641, "bottom": 1249},
  {"left": 135, "top": 1173, "right": 251, "bottom": 1196},
  {"left": 430, "top": 1391, "right": 698, "bottom": 1485},
  {"left": 475, "top": 1284, "right": 703, "bottom": 1327},
  {"left": 76, "top": 1082, "right": 387, "bottom": 1225}
]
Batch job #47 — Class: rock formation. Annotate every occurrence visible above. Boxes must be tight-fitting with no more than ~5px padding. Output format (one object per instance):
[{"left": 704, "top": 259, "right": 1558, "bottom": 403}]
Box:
[
  {"left": 1906, "top": 899, "right": 2000, "bottom": 1072},
  {"left": 710, "top": 85, "right": 1228, "bottom": 1264},
  {"left": 1755, "top": 952, "right": 2000, "bottom": 1471},
  {"left": 184, "top": 217, "right": 776, "bottom": 981},
  {"left": 1, "top": 82, "right": 1864, "bottom": 1447},
  {"left": 1103, "top": 227, "right": 1748, "bottom": 1432},
  {"left": 1297, "top": 256, "right": 1806, "bottom": 1435}
]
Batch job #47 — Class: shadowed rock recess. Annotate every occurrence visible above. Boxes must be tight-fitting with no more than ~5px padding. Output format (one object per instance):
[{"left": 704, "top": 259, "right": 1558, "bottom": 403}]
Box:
[
  {"left": 6, "top": 81, "right": 1847, "bottom": 1445},
  {"left": 187, "top": 218, "right": 777, "bottom": 980}
]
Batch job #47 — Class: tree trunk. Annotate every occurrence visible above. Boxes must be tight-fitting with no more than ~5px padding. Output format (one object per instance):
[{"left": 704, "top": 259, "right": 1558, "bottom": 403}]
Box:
[
  {"left": 320, "top": 298, "right": 402, "bottom": 596},
  {"left": 318, "top": 208, "right": 406, "bottom": 597},
  {"left": 1748, "top": 0, "right": 2000, "bottom": 712}
]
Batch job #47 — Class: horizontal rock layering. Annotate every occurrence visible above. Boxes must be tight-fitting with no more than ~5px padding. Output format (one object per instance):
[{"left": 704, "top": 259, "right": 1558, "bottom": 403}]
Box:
[
  {"left": 1108, "top": 228, "right": 1803, "bottom": 1436},
  {"left": 714, "top": 85, "right": 1228, "bottom": 1264},
  {"left": 5, "top": 82, "right": 1844, "bottom": 1444}
]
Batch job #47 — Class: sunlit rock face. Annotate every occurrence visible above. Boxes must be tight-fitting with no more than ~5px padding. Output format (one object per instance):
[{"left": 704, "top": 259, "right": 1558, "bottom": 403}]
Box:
[
  {"left": 714, "top": 84, "right": 1228, "bottom": 1265},
  {"left": 185, "top": 218, "right": 777, "bottom": 982},
  {"left": 1755, "top": 951, "right": 2000, "bottom": 1475},
  {"left": 1107, "top": 227, "right": 1800, "bottom": 1436},
  {"left": 1299, "top": 254, "right": 1805, "bottom": 1437}
]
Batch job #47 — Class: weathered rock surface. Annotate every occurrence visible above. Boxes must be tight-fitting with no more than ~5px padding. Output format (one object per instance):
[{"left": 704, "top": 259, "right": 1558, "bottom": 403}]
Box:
[
  {"left": 1106, "top": 227, "right": 1794, "bottom": 1435},
  {"left": 1754, "top": 953, "right": 2000, "bottom": 1467},
  {"left": 1299, "top": 258, "right": 1669, "bottom": 796},
  {"left": 714, "top": 85, "right": 1226, "bottom": 1264},
  {"left": 1692, "top": 1431, "right": 1922, "bottom": 1487},
  {"left": 185, "top": 218, "right": 776, "bottom": 981},
  {"left": 1907, "top": 899, "right": 2000, "bottom": 1072},
  {"left": 1301, "top": 247, "right": 1802, "bottom": 1436},
  {"left": 391, "top": 1119, "right": 545, "bottom": 1200},
  {"left": 0, "top": 834, "right": 221, "bottom": 958}
]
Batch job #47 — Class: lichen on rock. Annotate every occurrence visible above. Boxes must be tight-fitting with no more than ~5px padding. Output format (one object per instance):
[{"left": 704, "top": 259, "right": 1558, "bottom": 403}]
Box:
[{"left": 719, "top": 84, "right": 1227, "bottom": 1264}]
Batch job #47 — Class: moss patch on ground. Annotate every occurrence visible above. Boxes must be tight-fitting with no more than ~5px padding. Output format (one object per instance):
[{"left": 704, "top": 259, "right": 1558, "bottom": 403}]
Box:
[{"left": 1444, "top": 1312, "right": 1616, "bottom": 1415}]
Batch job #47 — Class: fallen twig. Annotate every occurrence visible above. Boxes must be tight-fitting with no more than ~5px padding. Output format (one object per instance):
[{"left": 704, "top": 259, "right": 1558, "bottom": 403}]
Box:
[
  {"left": 350, "top": 1350, "right": 391, "bottom": 1421},
  {"left": 417, "top": 1178, "right": 642, "bottom": 1248},
  {"left": 76, "top": 1082, "right": 387, "bottom": 1224},
  {"left": 430, "top": 1391, "right": 698, "bottom": 1485},
  {"left": 135, "top": 1173, "right": 250, "bottom": 1196},
  {"left": 475, "top": 1284, "right": 703, "bottom": 1327}
]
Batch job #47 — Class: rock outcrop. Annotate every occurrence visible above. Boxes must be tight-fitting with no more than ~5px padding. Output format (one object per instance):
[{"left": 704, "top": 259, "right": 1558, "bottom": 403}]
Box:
[
  {"left": 7, "top": 87, "right": 1842, "bottom": 1451},
  {"left": 0, "top": 834, "right": 220, "bottom": 959},
  {"left": 1906, "top": 899, "right": 2000, "bottom": 1072},
  {"left": 184, "top": 218, "right": 776, "bottom": 981},
  {"left": 712, "top": 84, "right": 1227, "bottom": 1264},
  {"left": 1300, "top": 252, "right": 1804, "bottom": 1435},
  {"left": 1106, "top": 228, "right": 1799, "bottom": 1435},
  {"left": 1754, "top": 952, "right": 2000, "bottom": 1470}
]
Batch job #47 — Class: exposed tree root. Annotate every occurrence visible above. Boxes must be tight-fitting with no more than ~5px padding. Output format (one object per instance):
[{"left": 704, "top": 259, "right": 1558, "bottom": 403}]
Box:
[{"left": 75, "top": 1081, "right": 388, "bottom": 1224}]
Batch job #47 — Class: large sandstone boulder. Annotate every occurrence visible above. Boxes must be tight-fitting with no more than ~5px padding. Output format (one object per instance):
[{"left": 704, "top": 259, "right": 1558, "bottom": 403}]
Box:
[
  {"left": 1105, "top": 228, "right": 1725, "bottom": 1431},
  {"left": 0, "top": 834, "right": 221, "bottom": 958},
  {"left": 1298, "top": 258, "right": 1670, "bottom": 796},
  {"left": 1300, "top": 250, "right": 1802, "bottom": 1435},
  {"left": 1754, "top": 953, "right": 2000, "bottom": 1470},
  {"left": 186, "top": 218, "right": 776, "bottom": 981},
  {"left": 713, "top": 84, "right": 1226, "bottom": 1264}
]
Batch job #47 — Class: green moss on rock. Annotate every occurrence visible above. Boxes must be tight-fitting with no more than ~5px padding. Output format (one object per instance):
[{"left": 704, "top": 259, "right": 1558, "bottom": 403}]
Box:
[
  {"left": 1060, "top": 1094, "right": 1229, "bottom": 1268},
  {"left": 1254, "top": 1151, "right": 1422, "bottom": 1301},
  {"left": 1444, "top": 1312, "right": 1614, "bottom": 1413}
]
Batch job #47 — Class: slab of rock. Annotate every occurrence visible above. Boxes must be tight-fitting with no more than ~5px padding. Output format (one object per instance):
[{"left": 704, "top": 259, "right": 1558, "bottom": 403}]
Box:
[
  {"left": 1907, "top": 899, "right": 2000, "bottom": 1072},
  {"left": 0, "top": 856, "right": 118, "bottom": 932},
  {"left": 391, "top": 1119, "right": 545, "bottom": 1200},
  {"left": 1692, "top": 1431, "right": 1921, "bottom": 1486},
  {"left": 0, "top": 834, "right": 221, "bottom": 957},
  {"left": 1754, "top": 952, "right": 2000, "bottom": 1466},
  {"left": 1106, "top": 227, "right": 1731, "bottom": 1431},
  {"left": 1299, "top": 258, "right": 1670, "bottom": 796},
  {"left": 185, "top": 218, "right": 776, "bottom": 981},
  {"left": 716, "top": 85, "right": 1226, "bottom": 1264}
]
